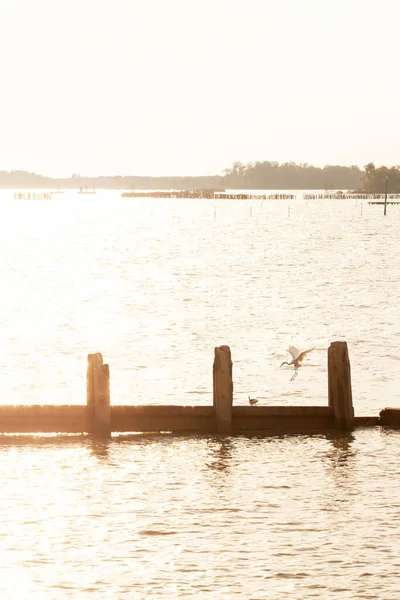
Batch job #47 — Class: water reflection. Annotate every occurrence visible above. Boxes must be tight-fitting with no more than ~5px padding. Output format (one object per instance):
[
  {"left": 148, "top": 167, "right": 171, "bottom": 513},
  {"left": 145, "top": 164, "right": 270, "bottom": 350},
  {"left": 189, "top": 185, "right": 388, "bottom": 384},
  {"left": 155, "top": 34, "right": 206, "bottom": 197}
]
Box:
[
  {"left": 325, "top": 432, "right": 356, "bottom": 474},
  {"left": 88, "top": 436, "right": 111, "bottom": 460},
  {"left": 321, "top": 433, "right": 358, "bottom": 515},
  {"left": 206, "top": 437, "right": 234, "bottom": 474}
]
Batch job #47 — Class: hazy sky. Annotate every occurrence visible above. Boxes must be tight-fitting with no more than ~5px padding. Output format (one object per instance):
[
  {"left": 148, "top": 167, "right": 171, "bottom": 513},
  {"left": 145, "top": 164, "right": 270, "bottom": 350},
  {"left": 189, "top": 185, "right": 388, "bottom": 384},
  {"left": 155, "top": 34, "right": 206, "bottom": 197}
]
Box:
[{"left": 0, "top": 0, "right": 399, "bottom": 176}]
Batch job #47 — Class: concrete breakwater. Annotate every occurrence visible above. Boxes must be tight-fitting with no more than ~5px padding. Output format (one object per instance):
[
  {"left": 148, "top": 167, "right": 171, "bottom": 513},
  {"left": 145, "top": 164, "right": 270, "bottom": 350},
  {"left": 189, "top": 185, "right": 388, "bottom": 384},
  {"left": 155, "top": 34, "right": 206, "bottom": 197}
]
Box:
[{"left": 0, "top": 342, "right": 397, "bottom": 435}]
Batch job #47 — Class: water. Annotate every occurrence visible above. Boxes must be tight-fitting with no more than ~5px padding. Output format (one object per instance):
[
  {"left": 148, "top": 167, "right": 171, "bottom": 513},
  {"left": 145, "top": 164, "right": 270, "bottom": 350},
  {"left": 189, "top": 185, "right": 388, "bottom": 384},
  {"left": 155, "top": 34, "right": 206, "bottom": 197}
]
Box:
[
  {"left": 1, "top": 430, "right": 399, "bottom": 598},
  {"left": 1, "top": 190, "right": 399, "bottom": 411},
  {"left": 0, "top": 190, "right": 399, "bottom": 598}
]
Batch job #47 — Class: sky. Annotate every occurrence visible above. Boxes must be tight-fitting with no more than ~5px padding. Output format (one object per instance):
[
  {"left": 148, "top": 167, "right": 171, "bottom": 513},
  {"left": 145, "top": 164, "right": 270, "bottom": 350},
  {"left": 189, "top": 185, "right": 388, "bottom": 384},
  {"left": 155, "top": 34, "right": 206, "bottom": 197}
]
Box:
[{"left": 0, "top": 0, "right": 399, "bottom": 177}]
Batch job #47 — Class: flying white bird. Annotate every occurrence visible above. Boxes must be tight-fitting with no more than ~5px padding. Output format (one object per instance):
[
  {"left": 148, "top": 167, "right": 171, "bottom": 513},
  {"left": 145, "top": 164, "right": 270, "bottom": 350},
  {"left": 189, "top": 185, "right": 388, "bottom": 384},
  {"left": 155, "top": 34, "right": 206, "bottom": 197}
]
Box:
[
  {"left": 248, "top": 396, "right": 258, "bottom": 406},
  {"left": 280, "top": 345, "right": 315, "bottom": 381}
]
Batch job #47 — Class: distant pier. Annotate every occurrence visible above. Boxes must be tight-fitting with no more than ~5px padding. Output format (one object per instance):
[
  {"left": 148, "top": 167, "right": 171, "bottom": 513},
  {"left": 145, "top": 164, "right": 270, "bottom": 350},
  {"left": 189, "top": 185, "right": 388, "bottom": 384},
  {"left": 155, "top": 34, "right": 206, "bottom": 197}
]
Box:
[
  {"left": 78, "top": 187, "right": 96, "bottom": 194},
  {"left": 304, "top": 193, "right": 400, "bottom": 200},
  {"left": 121, "top": 190, "right": 296, "bottom": 200},
  {"left": 14, "top": 192, "right": 52, "bottom": 201},
  {"left": 368, "top": 201, "right": 400, "bottom": 205}
]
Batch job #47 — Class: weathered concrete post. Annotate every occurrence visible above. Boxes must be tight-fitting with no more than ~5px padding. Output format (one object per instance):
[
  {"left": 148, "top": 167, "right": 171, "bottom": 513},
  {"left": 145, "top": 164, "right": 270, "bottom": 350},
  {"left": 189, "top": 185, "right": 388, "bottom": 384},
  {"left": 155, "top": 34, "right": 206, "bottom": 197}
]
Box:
[
  {"left": 93, "top": 363, "right": 111, "bottom": 435},
  {"left": 328, "top": 341, "right": 354, "bottom": 430},
  {"left": 213, "top": 345, "right": 233, "bottom": 433},
  {"left": 87, "top": 353, "right": 111, "bottom": 435},
  {"left": 87, "top": 353, "right": 103, "bottom": 410}
]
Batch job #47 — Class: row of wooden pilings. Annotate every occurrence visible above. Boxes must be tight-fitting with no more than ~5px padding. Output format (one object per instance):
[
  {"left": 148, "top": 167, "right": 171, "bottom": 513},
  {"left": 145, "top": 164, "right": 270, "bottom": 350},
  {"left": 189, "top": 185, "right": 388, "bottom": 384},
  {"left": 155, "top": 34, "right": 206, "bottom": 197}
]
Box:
[{"left": 87, "top": 341, "right": 355, "bottom": 435}]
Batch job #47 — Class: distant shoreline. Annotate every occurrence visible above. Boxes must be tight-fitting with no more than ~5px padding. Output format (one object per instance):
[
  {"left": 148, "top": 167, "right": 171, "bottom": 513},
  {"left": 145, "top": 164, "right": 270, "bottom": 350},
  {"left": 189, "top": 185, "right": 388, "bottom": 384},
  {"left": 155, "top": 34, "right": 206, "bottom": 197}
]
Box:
[
  {"left": 0, "top": 161, "right": 362, "bottom": 190},
  {"left": 0, "top": 161, "right": 397, "bottom": 193}
]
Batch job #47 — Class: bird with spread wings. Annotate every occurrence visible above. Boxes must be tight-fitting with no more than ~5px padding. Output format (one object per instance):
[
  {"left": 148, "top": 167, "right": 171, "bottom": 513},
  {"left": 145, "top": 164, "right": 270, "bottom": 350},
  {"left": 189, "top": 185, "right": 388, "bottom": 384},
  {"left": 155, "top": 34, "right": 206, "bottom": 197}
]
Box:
[{"left": 280, "top": 345, "right": 315, "bottom": 380}]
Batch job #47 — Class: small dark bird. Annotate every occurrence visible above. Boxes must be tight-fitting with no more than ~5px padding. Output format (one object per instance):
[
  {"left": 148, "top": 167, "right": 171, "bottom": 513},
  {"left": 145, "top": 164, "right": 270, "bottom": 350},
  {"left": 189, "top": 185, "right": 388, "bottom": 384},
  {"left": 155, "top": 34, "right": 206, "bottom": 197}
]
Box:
[
  {"left": 248, "top": 396, "right": 258, "bottom": 406},
  {"left": 280, "top": 345, "right": 315, "bottom": 381}
]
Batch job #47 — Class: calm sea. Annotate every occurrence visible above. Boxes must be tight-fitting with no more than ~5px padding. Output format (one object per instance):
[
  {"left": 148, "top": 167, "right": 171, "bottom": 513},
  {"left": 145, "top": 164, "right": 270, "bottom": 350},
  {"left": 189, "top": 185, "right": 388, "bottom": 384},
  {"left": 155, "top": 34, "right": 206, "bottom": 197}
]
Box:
[{"left": 0, "top": 190, "right": 399, "bottom": 598}]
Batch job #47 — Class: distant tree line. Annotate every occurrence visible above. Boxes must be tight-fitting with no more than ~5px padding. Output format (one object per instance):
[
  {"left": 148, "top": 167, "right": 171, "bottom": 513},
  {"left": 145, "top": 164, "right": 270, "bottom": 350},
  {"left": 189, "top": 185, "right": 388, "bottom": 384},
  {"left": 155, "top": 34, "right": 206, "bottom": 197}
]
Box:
[
  {"left": 0, "top": 171, "right": 225, "bottom": 190},
  {"left": 221, "top": 161, "right": 362, "bottom": 190},
  {"left": 0, "top": 161, "right": 398, "bottom": 191},
  {"left": 362, "top": 163, "right": 400, "bottom": 193}
]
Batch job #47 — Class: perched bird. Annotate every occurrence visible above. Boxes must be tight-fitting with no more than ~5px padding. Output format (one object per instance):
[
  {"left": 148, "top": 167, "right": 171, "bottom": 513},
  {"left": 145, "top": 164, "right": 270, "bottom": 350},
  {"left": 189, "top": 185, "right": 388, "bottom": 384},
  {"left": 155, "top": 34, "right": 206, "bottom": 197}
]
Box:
[
  {"left": 280, "top": 345, "right": 315, "bottom": 381},
  {"left": 248, "top": 396, "right": 258, "bottom": 406}
]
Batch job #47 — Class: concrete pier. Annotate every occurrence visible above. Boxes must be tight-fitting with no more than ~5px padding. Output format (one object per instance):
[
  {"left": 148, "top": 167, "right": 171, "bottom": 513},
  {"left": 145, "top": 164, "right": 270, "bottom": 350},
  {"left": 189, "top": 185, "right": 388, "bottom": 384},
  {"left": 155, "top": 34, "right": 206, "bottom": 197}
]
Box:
[{"left": 0, "top": 342, "right": 396, "bottom": 435}]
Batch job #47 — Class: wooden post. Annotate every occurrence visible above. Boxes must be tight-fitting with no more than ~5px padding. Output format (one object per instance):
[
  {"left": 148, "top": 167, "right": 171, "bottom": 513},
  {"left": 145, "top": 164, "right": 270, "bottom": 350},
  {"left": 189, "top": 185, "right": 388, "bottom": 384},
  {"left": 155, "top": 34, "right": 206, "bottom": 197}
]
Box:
[
  {"left": 328, "top": 341, "right": 354, "bottom": 430},
  {"left": 93, "top": 363, "right": 111, "bottom": 435},
  {"left": 384, "top": 176, "right": 388, "bottom": 216},
  {"left": 213, "top": 345, "right": 233, "bottom": 433},
  {"left": 87, "top": 353, "right": 103, "bottom": 410},
  {"left": 87, "top": 353, "right": 111, "bottom": 435}
]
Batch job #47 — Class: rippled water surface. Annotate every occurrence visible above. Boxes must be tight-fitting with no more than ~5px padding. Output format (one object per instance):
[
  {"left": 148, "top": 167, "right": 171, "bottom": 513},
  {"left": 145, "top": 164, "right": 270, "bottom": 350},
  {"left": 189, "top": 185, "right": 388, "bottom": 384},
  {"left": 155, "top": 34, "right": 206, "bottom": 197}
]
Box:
[
  {"left": 0, "top": 190, "right": 399, "bottom": 598},
  {"left": 1, "top": 430, "right": 400, "bottom": 599}
]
